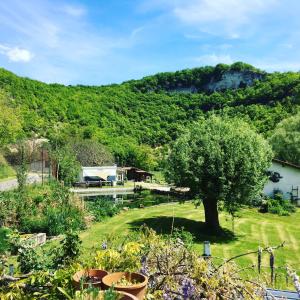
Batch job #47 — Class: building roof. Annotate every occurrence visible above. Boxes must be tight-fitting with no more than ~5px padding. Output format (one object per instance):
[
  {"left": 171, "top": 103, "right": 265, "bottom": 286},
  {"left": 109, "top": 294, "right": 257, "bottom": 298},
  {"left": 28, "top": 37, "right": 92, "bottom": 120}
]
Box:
[
  {"left": 273, "top": 158, "right": 300, "bottom": 170},
  {"left": 265, "top": 288, "right": 300, "bottom": 299},
  {"left": 121, "top": 166, "right": 153, "bottom": 176}
]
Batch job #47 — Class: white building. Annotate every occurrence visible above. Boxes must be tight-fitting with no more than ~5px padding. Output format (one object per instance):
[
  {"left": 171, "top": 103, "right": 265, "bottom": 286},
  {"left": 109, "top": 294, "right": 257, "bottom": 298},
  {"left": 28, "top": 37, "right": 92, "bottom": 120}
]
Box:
[
  {"left": 263, "top": 159, "right": 300, "bottom": 205},
  {"left": 79, "top": 165, "right": 124, "bottom": 182}
]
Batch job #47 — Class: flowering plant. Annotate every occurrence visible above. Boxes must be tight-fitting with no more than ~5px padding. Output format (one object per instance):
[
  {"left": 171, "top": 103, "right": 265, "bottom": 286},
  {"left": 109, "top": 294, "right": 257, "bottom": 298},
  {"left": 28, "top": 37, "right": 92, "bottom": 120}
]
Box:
[
  {"left": 94, "top": 241, "right": 144, "bottom": 272},
  {"left": 94, "top": 227, "right": 265, "bottom": 299}
]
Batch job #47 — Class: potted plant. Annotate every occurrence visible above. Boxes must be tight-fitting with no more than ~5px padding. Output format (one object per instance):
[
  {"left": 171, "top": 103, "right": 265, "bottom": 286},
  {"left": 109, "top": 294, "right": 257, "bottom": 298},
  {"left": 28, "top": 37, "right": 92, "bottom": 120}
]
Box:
[
  {"left": 61, "top": 286, "right": 138, "bottom": 300},
  {"left": 80, "top": 290, "right": 138, "bottom": 300},
  {"left": 73, "top": 269, "right": 108, "bottom": 290},
  {"left": 102, "top": 272, "right": 148, "bottom": 300}
]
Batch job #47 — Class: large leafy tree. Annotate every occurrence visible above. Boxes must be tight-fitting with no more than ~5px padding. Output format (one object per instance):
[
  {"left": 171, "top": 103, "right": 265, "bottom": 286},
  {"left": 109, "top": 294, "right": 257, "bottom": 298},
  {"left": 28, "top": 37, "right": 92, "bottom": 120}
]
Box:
[
  {"left": 269, "top": 113, "right": 300, "bottom": 165},
  {"left": 70, "top": 139, "right": 114, "bottom": 167},
  {"left": 167, "top": 116, "right": 273, "bottom": 231}
]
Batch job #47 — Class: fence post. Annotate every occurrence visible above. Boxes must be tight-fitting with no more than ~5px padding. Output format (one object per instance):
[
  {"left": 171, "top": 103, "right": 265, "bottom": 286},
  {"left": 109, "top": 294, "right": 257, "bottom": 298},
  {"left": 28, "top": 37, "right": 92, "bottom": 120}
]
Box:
[
  {"left": 270, "top": 251, "right": 275, "bottom": 284},
  {"left": 258, "top": 247, "right": 262, "bottom": 274}
]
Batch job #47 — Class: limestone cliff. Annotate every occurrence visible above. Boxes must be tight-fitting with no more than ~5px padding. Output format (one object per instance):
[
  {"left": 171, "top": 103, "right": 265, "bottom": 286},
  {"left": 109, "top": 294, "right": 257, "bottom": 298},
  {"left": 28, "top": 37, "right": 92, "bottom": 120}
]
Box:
[{"left": 204, "top": 70, "right": 264, "bottom": 92}]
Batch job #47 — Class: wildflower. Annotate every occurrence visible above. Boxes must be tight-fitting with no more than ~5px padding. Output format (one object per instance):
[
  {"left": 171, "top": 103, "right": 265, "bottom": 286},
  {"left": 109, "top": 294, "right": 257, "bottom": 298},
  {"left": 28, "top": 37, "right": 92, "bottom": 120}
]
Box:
[
  {"left": 181, "top": 278, "right": 196, "bottom": 299},
  {"left": 163, "top": 288, "right": 173, "bottom": 300},
  {"left": 140, "top": 255, "right": 149, "bottom": 276}
]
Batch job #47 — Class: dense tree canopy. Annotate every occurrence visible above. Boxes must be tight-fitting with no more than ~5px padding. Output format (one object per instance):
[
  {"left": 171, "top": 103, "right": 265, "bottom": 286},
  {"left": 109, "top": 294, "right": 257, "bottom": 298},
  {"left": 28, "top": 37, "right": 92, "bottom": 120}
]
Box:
[
  {"left": 0, "top": 91, "right": 22, "bottom": 146},
  {"left": 270, "top": 113, "right": 300, "bottom": 165},
  {"left": 167, "top": 116, "right": 273, "bottom": 230},
  {"left": 0, "top": 63, "right": 299, "bottom": 168},
  {"left": 70, "top": 139, "right": 114, "bottom": 167}
]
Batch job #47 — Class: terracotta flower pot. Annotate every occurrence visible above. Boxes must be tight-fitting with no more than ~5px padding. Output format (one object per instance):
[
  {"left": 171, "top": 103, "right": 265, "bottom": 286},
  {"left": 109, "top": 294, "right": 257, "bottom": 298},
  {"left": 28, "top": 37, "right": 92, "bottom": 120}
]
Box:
[
  {"left": 115, "top": 291, "right": 139, "bottom": 300},
  {"left": 73, "top": 269, "right": 108, "bottom": 290},
  {"left": 82, "top": 291, "right": 138, "bottom": 300},
  {"left": 102, "top": 272, "right": 148, "bottom": 300}
]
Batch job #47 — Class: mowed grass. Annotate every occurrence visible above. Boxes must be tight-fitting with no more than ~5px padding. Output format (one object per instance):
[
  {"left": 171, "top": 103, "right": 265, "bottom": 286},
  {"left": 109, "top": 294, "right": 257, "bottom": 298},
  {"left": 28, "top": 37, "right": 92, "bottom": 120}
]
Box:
[{"left": 80, "top": 202, "right": 300, "bottom": 288}]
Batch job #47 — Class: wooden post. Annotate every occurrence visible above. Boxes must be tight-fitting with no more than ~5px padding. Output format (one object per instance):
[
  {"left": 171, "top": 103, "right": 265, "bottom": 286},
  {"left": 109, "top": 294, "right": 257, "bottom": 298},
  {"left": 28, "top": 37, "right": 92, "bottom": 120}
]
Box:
[{"left": 270, "top": 252, "right": 275, "bottom": 285}]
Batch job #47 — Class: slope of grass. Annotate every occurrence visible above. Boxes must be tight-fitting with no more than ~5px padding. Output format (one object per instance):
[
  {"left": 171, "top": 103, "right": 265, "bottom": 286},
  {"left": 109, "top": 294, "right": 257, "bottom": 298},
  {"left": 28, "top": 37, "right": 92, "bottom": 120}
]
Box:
[{"left": 80, "top": 202, "right": 300, "bottom": 289}]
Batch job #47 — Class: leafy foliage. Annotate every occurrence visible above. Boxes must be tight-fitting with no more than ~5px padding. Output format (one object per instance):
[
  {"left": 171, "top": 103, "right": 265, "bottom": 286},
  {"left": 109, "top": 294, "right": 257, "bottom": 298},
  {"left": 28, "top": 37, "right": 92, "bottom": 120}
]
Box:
[
  {"left": 0, "top": 90, "right": 22, "bottom": 146},
  {"left": 54, "top": 231, "right": 82, "bottom": 268},
  {"left": 0, "top": 154, "right": 15, "bottom": 180},
  {"left": 49, "top": 143, "right": 81, "bottom": 186},
  {"left": 70, "top": 139, "right": 114, "bottom": 167},
  {"left": 259, "top": 192, "right": 296, "bottom": 216},
  {"left": 167, "top": 116, "right": 273, "bottom": 230},
  {"left": 270, "top": 112, "right": 300, "bottom": 165},
  {"left": 86, "top": 198, "right": 122, "bottom": 222},
  {"left": 0, "top": 182, "right": 86, "bottom": 235},
  {"left": 0, "top": 64, "right": 299, "bottom": 169}
]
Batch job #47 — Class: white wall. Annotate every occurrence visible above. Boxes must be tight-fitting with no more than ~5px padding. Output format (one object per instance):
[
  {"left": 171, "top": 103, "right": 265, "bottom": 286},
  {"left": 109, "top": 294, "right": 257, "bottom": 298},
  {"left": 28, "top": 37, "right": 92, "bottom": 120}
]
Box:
[
  {"left": 263, "top": 161, "right": 300, "bottom": 200},
  {"left": 80, "top": 166, "right": 117, "bottom": 181}
]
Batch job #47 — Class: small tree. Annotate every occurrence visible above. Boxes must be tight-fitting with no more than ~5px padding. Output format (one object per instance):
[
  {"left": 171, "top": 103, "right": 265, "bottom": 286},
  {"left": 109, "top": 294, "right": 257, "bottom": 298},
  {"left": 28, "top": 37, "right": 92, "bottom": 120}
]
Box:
[
  {"left": 269, "top": 113, "right": 300, "bottom": 165},
  {"left": 50, "top": 145, "right": 80, "bottom": 186},
  {"left": 167, "top": 116, "right": 273, "bottom": 231}
]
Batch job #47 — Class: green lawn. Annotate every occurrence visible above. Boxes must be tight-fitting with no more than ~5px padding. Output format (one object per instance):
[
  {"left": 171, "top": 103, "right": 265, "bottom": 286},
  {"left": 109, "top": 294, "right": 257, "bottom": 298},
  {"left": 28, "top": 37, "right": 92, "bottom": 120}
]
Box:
[{"left": 80, "top": 201, "right": 300, "bottom": 289}]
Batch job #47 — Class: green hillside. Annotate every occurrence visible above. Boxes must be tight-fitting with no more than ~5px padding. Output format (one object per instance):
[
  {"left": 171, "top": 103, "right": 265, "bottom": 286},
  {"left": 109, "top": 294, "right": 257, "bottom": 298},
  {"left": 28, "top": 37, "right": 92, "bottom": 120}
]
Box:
[{"left": 0, "top": 63, "right": 299, "bottom": 167}]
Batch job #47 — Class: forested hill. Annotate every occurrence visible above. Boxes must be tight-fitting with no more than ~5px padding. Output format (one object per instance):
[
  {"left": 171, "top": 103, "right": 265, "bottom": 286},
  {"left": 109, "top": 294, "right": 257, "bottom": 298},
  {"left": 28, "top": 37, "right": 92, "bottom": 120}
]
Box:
[
  {"left": 128, "top": 62, "right": 265, "bottom": 93},
  {"left": 0, "top": 63, "right": 299, "bottom": 167}
]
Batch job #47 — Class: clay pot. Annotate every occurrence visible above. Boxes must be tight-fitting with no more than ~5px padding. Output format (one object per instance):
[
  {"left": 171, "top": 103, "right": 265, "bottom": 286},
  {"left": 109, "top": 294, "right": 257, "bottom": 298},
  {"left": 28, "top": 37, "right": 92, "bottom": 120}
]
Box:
[
  {"left": 102, "top": 272, "right": 148, "bottom": 300},
  {"left": 115, "top": 291, "right": 139, "bottom": 300},
  {"left": 82, "top": 291, "right": 138, "bottom": 300},
  {"left": 73, "top": 269, "right": 108, "bottom": 290}
]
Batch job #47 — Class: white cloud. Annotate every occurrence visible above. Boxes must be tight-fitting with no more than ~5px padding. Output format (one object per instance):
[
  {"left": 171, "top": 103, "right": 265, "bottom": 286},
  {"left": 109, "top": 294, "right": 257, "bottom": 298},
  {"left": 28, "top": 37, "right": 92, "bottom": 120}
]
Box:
[
  {"left": 143, "top": 0, "right": 278, "bottom": 37},
  {"left": 130, "top": 26, "right": 145, "bottom": 38},
  {"left": 193, "top": 54, "right": 233, "bottom": 65},
  {"left": 0, "top": 44, "right": 33, "bottom": 62},
  {"left": 0, "top": 0, "right": 144, "bottom": 83},
  {"left": 62, "top": 5, "right": 87, "bottom": 17}
]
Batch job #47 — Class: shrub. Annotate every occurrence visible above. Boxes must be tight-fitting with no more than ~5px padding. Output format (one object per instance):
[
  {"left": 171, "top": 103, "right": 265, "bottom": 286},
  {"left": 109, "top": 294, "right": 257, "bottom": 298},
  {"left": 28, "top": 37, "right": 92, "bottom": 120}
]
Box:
[
  {"left": 17, "top": 244, "right": 42, "bottom": 273},
  {"left": 45, "top": 205, "right": 85, "bottom": 236},
  {"left": 19, "top": 216, "right": 48, "bottom": 234},
  {"left": 54, "top": 231, "right": 82, "bottom": 268},
  {"left": 0, "top": 227, "right": 11, "bottom": 254},
  {"left": 259, "top": 196, "right": 296, "bottom": 216},
  {"left": 86, "top": 198, "right": 122, "bottom": 222}
]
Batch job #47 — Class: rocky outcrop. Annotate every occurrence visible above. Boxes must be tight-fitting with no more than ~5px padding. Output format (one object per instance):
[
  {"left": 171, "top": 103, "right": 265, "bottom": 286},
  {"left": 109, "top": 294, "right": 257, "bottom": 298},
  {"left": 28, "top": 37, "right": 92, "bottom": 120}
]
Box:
[{"left": 204, "top": 70, "right": 264, "bottom": 92}]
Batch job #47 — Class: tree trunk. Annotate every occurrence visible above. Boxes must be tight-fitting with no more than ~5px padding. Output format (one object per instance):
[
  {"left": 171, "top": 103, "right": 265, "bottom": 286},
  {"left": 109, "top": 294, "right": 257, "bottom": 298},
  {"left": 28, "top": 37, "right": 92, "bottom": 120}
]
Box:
[{"left": 203, "top": 198, "right": 220, "bottom": 232}]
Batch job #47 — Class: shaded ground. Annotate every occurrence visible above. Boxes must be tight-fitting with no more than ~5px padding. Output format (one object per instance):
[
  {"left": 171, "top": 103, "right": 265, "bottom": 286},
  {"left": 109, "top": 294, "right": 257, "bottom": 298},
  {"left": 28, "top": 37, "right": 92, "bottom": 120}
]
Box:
[{"left": 129, "top": 216, "right": 235, "bottom": 243}]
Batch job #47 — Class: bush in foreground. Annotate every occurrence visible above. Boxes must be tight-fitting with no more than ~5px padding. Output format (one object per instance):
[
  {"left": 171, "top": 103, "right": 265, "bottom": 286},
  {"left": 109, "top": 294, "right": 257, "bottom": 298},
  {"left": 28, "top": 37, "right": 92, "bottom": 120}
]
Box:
[{"left": 1, "top": 227, "right": 293, "bottom": 299}]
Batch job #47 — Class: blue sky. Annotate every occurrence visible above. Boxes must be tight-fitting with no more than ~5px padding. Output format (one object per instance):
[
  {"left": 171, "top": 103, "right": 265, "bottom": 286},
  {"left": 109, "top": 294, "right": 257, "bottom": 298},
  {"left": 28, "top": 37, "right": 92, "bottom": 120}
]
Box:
[{"left": 0, "top": 0, "right": 300, "bottom": 85}]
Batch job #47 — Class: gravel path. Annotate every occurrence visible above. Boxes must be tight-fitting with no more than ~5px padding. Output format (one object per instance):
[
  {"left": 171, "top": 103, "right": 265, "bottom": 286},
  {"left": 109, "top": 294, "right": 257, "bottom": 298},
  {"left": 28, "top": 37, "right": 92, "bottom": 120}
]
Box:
[{"left": 0, "top": 173, "right": 42, "bottom": 191}]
